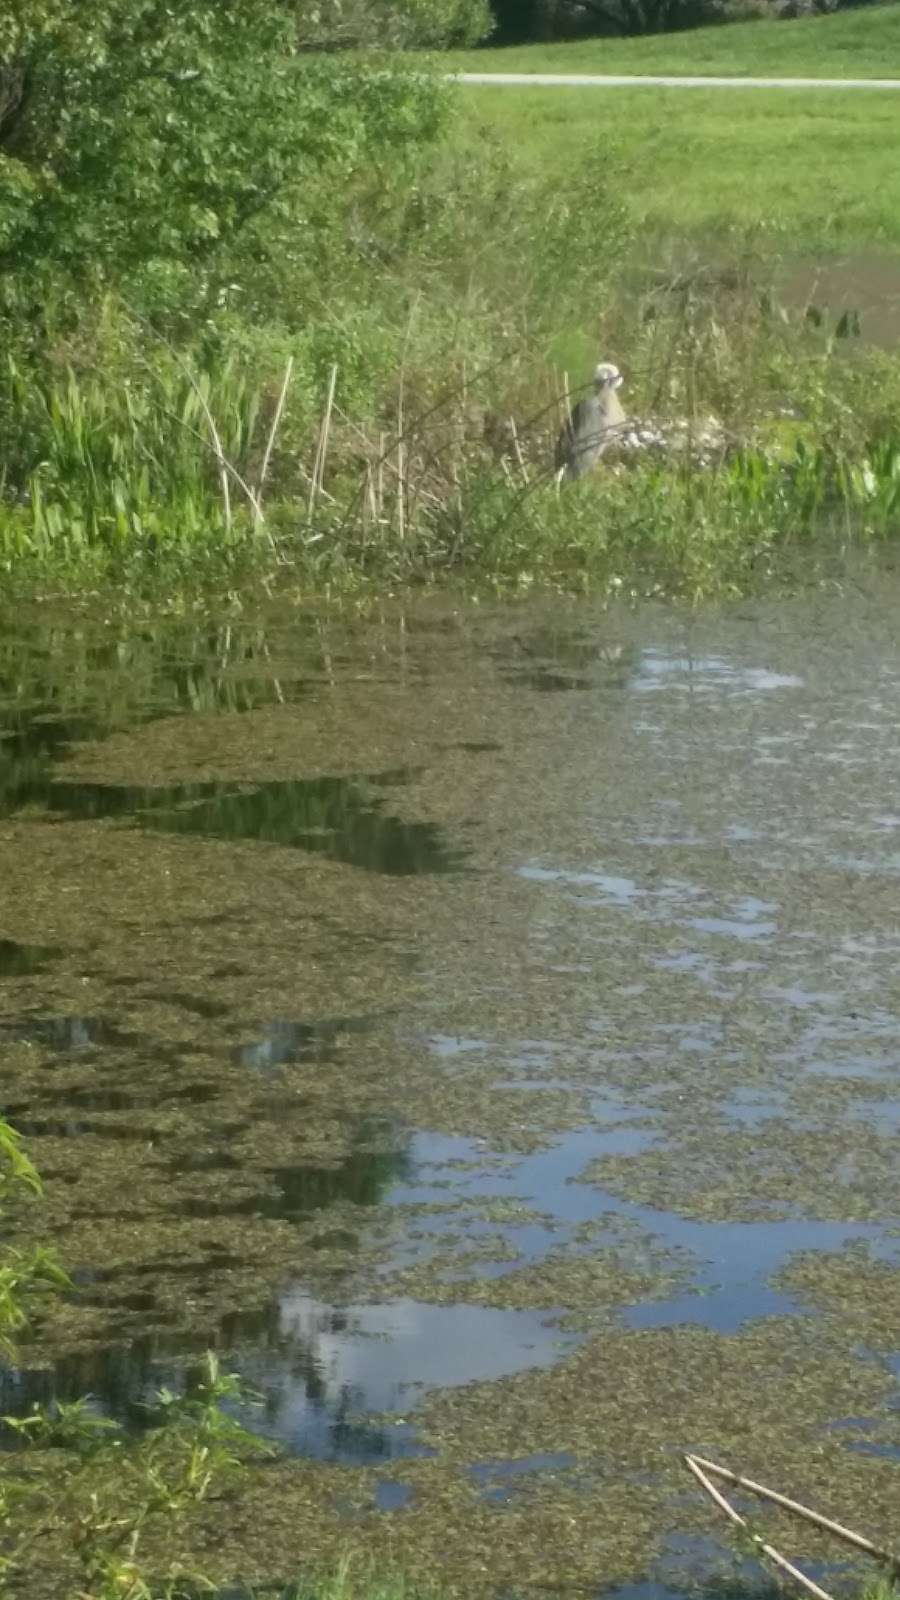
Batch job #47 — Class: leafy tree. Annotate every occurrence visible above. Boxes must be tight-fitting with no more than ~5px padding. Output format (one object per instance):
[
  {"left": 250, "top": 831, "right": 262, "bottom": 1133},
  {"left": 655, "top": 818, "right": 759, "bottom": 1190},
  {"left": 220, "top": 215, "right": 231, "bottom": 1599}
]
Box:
[
  {"left": 0, "top": 1, "right": 487, "bottom": 315},
  {"left": 298, "top": 0, "right": 492, "bottom": 48}
]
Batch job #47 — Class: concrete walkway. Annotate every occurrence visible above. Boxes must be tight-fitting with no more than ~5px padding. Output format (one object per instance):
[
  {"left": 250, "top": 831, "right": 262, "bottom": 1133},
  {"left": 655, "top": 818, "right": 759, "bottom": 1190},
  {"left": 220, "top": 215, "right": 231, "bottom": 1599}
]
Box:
[{"left": 456, "top": 71, "right": 900, "bottom": 90}]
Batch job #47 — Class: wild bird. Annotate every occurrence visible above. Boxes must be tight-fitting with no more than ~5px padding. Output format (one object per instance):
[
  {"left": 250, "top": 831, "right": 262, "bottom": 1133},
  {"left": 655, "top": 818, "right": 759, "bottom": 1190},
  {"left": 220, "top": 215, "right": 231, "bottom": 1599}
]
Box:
[{"left": 555, "top": 361, "right": 626, "bottom": 484}]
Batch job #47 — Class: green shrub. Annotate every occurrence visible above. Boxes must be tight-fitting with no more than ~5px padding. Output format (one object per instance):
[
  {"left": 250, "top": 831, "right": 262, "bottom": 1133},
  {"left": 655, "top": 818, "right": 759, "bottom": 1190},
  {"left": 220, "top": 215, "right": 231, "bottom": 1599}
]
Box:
[{"left": 0, "top": 3, "right": 453, "bottom": 326}]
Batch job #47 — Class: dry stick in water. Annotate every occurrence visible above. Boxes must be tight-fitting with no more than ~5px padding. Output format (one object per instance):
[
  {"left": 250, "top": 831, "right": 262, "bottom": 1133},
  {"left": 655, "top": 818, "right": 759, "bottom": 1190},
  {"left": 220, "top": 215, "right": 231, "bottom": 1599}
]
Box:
[
  {"left": 684, "top": 1457, "right": 836, "bottom": 1600},
  {"left": 377, "top": 434, "right": 385, "bottom": 526},
  {"left": 396, "top": 383, "right": 406, "bottom": 544},
  {"left": 395, "top": 301, "right": 420, "bottom": 543},
  {"left": 255, "top": 356, "right": 294, "bottom": 528},
  {"left": 552, "top": 369, "right": 575, "bottom": 494},
  {"left": 309, "top": 364, "right": 338, "bottom": 521},
  {"left": 307, "top": 367, "right": 331, "bottom": 519},
  {"left": 319, "top": 363, "right": 338, "bottom": 494},
  {"left": 333, "top": 347, "right": 528, "bottom": 545},
  {"left": 689, "top": 1455, "right": 897, "bottom": 1569},
  {"left": 257, "top": 636, "right": 285, "bottom": 706},
  {"left": 365, "top": 466, "right": 378, "bottom": 537},
  {"left": 337, "top": 405, "right": 424, "bottom": 509},
  {"left": 193, "top": 383, "right": 232, "bottom": 533}
]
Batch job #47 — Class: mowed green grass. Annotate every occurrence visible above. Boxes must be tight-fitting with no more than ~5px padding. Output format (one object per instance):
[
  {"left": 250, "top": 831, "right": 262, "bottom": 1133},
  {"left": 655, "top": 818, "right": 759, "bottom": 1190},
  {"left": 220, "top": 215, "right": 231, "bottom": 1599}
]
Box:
[
  {"left": 448, "top": 1, "right": 900, "bottom": 76},
  {"left": 454, "top": 84, "right": 900, "bottom": 249}
]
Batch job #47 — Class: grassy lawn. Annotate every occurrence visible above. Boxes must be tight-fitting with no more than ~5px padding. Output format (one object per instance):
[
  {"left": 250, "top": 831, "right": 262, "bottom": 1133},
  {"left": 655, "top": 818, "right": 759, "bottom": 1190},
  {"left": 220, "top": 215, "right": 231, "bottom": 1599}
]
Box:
[
  {"left": 448, "top": 0, "right": 900, "bottom": 76},
  {"left": 446, "top": 6, "right": 900, "bottom": 249},
  {"left": 454, "top": 84, "right": 900, "bottom": 249}
]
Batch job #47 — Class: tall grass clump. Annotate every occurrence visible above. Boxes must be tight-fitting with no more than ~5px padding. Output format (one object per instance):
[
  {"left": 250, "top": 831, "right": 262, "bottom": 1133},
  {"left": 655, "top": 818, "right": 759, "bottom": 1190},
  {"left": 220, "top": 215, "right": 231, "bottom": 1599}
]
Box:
[
  {"left": 6, "top": 356, "right": 270, "bottom": 558},
  {"left": 0, "top": 129, "right": 634, "bottom": 585}
]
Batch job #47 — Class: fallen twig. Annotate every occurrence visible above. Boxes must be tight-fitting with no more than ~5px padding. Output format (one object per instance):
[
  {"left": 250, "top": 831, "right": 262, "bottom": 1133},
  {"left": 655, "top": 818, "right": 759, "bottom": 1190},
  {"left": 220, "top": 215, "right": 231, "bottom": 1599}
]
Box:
[
  {"left": 684, "top": 1455, "right": 836, "bottom": 1600},
  {"left": 689, "top": 1454, "right": 896, "bottom": 1569}
]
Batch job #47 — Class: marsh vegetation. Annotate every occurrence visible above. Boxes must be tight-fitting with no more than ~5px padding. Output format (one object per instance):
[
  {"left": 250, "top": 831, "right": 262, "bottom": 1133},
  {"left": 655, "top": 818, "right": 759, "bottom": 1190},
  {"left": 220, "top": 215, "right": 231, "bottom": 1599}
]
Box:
[
  {"left": 2, "top": 594, "right": 900, "bottom": 1595},
  {"left": 5, "top": 7, "right": 900, "bottom": 600}
]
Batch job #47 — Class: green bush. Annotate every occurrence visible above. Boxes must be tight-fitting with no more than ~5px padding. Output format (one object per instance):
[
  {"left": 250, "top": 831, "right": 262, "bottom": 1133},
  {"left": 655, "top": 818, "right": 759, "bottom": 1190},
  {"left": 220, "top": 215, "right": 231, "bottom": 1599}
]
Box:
[{"left": 0, "top": 2, "right": 454, "bottom": 325}]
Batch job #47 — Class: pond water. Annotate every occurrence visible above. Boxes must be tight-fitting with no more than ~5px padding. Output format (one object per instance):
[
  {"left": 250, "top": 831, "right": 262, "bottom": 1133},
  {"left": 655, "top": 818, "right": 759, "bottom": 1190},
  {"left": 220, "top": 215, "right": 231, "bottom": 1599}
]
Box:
[
  {"left": 778, "top": 251, "right": 900, "bottom": 348},
  {"left": 1, "top": 572, "right": 899, "bottom": 1594}
]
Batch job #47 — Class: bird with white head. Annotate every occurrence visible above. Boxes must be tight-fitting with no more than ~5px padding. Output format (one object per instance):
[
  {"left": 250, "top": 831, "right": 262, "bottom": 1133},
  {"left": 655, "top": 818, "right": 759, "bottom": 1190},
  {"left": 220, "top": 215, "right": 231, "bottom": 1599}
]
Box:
[{"left": 555, "top": 361, "right": 625, "bottom": 483}]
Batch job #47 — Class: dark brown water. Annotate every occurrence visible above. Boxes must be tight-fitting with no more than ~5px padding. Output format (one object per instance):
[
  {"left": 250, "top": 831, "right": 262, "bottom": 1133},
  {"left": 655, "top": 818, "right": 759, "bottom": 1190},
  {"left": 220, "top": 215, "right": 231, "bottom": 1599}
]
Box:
[
  {"left": 779, "top": 251, "right": 900, "bottom": 347},
  {"left": 1, "top": 579, "right": 899, "bottom": 1593}
]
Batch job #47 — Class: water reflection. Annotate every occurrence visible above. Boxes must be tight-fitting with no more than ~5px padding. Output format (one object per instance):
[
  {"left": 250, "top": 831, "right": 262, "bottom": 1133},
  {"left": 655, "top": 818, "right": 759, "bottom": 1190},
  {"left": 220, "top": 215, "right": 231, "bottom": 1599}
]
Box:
[
  {"left": 391, "top": 1129, "right": 899, "bottom": 1334},
  {"left": 0, "top": 1014, "right": 137, "bottom": 1052},
  {"left": 633, "top": 650, "right": 804, "bottom": 696},
  {"left": 0, "top": 621, "right": 320, "bottom": 830},
  {"left": 0, "top": 939, "right": 61, "bottom": 978},
  {"left": 6, "top": 773, "right": 463, "bottom": 875},
  {"left": 234, "top": 1015, "right": 378, "bottom": 1071},
  {"left": 0, "top": 1290, "right": 579, "bottom": 1464},
  {"left": 491, "top": 629, "right": 638, "bottom": 695},
  {"left": 228, "top": 1292, "right": 580, "bottom": 1458},
  {"left": 179, "top": 1146, "right": 413, "bottom": 1221},
  {"left": 2, "top": 591, "right": 900, "bottom": 1584},
  {"left": 0, "top": 617, "right": 319, "bottom": 744},
  {"left": 470, "top": 1451, "right": 577, "bottom": 1504}
]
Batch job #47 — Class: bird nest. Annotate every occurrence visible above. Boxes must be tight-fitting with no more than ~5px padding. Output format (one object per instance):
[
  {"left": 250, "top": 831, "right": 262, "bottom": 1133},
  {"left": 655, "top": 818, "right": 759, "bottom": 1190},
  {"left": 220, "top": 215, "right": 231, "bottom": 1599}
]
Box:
[{"left": 611, "top": 414, "right": 729, "bottom": 470}]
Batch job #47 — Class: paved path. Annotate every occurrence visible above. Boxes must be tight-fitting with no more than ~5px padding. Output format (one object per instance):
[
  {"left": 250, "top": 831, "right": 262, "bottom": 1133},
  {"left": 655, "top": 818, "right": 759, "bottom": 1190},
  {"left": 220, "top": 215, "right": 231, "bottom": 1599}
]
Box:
[{"left": 456, "top": 71, "right": 900, "bottom": 90}]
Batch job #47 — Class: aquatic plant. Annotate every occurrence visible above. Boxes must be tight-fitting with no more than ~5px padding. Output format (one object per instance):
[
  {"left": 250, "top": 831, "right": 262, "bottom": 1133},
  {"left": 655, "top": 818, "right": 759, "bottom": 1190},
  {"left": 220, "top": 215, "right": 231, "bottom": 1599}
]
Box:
[
  {"left": 0, "top": 1117, "right": 266, "bottom": 1597},
  {"left": 0, "top": 1121, "right": 67, "bottom": 1357}
]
